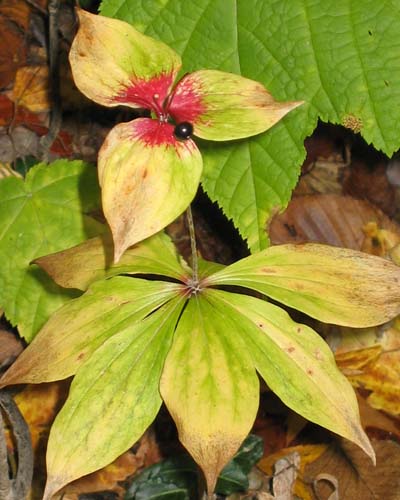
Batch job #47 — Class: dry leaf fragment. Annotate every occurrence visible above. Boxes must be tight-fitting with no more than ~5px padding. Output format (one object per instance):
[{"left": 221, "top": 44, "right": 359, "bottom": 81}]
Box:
[
  {"left": 270, "top": 194, "right": 400, "bottom": 250},
  {"left": 304, "top": 439, "right": 400, "bottom": 500},
  {"left": 11, "top": 65, "right": 51, "bottom": 112},
  {"left": 271, "top": 452, "right": 299, "bottom": 500}
]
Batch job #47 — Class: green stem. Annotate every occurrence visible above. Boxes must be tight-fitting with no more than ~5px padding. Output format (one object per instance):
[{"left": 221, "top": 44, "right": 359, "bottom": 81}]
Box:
[{"left": 186, "top": 205, "right": 199, "bottom": 285}]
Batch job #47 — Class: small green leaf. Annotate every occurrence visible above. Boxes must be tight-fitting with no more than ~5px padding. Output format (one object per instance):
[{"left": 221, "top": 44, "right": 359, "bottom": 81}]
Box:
[
  {"left": 125, "top": 434, "right": 263, "bottom": 499},
  {"left": 98, "top": 118, "right": 203, "bottom": 261},
  {"left": 207, "top": 289, "right": 374, "bottom": 462},
  {"left": 35, "top": 231, "right": 191, "bottom": 290},
  {"left": 125, "top": 455, "right": 198, "bottom": 500},
  {"left": 205, "top": 243, "right": 400, "bottom": 327},
  {"left": 226, "top": 434, "right": 264, "bottom": 476},
  {"left": 160, "top": 295, "right": 259, "bottom": 495},
  {"left": 43, "top": 297, "right": 185, "bottom": 500},
  {"left": 0, "top": 160, "right": 102, "bottom": 340},
  {"left": 0, "top": 277, "right": 183, "bottom": 387}
]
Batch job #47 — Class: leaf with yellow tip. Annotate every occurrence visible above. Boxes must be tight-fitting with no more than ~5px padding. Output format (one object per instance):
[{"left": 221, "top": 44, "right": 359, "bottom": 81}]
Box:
[
  {"left": 160, "top": 294, "right": 259, "bottom": 494},
  {"left": 208, "top": 289, "right": 375, "bottom": 463},
  {"left": 98, "top": 118, "right": 203, "bottom": 261},
  {"left": 69, "top": 9, "right": 181, "bottom": 108},
  {"left": 169, "top": 69, "right": 303, "bottom": 141},
  {"left": 43, "top": 297, "right": 184, "bottom": 500},
  {"left": 34, "top": 230, "right": 190, "bottom": 290},
  {"left": 0, "top": 277, "right": 182, "bottom": 387},
  {"left": 205, "top": 243, "right": 400, "bottom": 327}
]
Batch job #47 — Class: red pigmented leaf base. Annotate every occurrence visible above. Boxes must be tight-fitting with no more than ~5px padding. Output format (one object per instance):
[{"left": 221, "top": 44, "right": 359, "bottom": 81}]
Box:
[
  {"left": 114, "top": 73, "right": 175, "bottom": 118},
  {"left": 169, "top": 75, "right": 206, "bottom": 124}
]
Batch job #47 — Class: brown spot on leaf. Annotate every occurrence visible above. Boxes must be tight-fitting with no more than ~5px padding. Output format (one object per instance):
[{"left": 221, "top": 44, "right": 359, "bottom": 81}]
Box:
[
  {"left": 261, "top": 267, "right": 277, "bottom": 274},
  {"left": 342, "top": 114, "right": 362, "bottom": 133},
  {"left": 307, "top": 368, "right": 314, "bottom": 376},
  {"left": 314, "top": 349, "right": 323, "bottom": 360},
  {"left": 287, "top": 346, "right": 295, "bottom": 353}
]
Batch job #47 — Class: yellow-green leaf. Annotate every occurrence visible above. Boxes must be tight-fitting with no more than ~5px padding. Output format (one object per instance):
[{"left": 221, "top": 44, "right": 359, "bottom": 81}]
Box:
[
  {"left": 160, "top": 295, "right": 259, "bottom": 494},
  {"left": 43, "top": 297, "right": 184, "bottom": 500},
  {"left": 69, "top": 9, "right": 181, "bottom": 108},
  {"left": 169, "top": 70, "right": 303, "bottom": 141},
  {"left": 205, "top": 243, "right": 400, "bottom": 327},
  {"left": 207, "top": 289, "right": 374, "bottom": 462},
  {"left": 0, "top": 277, "right": 182, "bottom": 387},
  {"left": 34, "top": 231, "right": 190, "bottom": 290},
  {"left": 98, "top": 118, "right": 203, "bottom": 261}
]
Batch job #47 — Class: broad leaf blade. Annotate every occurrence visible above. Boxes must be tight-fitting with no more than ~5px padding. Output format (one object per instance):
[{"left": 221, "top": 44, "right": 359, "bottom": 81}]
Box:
[
  {"left": 207, "top": 289, "right": 374, "bottom": 462},
  {"left": 43, "top": 297, "right": 185, "bottom": 499},
  {"left": 0, "top": 160, "right": 102, "bottom": 340},
  {"left": 205, "top": 243, "right": 400, "bottom": 327},
  {"left": 100, "top": 0, "right": 400, "bottom": 250},
  {"left": 160, "top": 295, "right": 259, "bottom": 494},
  {"left": 98, "top": 118, "right": 203, "bottom": 261},
  {"left": 70, "top": 9, "right": 181, "bottom": 108},
  {"left": 35, "top": 231, "right": 190, "bottom": 290},
  {"left": 169, "top": 70, "right": 302, "bottom": 141},
  {"left": 0, "top": 277, "right": 183, "bottom": 386}
]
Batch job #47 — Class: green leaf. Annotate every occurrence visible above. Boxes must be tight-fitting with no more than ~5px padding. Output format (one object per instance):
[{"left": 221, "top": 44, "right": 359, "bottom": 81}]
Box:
[
  {"left": 125, "top": 434, "right": 263, "bottom": 499},
  {"left": 0, "top": 277, "right": 183, "bottom": 387},
  {"left": 205, "top": 243, "right": 400, "bottom": 327},
  {"left": 160, "top": 295, "right": 259, "bottom": 495},
  {"left": 35, "top": 231, "right": 191, "bottom": 290},
  {"left": 206, "top": 289, "right": 374, "bottom": 462},
  {"left": 43, "top": 297, "right": 185, "bottom": 500},
  {"left": 125, "top": 455, "right": 198, "bottom": 500},
  {"left": 225, "top": 433, "right": 264, "bottom": 476},
  {"left": 100, "top": 0, "right": 400, "bottom": 251},
  {"left": 0, "top": 160, "right": 103, "bottom": 340}
]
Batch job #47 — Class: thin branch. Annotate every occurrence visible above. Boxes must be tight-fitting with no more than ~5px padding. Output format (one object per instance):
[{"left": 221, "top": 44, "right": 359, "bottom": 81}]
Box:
[
  {"left": 186, "top": 205, "right": 199, "bottom": 285},
  {"left": 0, "top": 391, "right": 33, "bottom": 500}
]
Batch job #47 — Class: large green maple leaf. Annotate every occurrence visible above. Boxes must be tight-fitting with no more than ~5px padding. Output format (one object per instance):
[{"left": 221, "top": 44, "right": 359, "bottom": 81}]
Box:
[
  {"left": 99, "top": 0, "right": 400, "bottom": 251},
  {"left": 0, "top": 160, "right": 103, "bottom": 340}
]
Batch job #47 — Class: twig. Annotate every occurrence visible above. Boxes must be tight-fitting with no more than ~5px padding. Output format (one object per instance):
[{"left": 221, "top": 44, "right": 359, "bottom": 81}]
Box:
[
  {"left": 186, "top": 205, "right": 199, "bottom": 286},
  {"left": 40, "top": 0, "right": 62, "bottom": 159},
  {"left": 0, "top": 391, "right": 33, "bottom": 500}
]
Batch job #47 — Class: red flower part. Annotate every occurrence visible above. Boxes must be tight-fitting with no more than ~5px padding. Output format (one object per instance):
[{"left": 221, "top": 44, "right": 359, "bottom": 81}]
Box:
[
  {"left": 168, "top": 74, "right": 206, "bottom": 124},
  {"left": 114, "top": 73, "right": 175, "bottom": 118},
  {"left": 131, "top": 118, "right": 176, "bottom": 147}
]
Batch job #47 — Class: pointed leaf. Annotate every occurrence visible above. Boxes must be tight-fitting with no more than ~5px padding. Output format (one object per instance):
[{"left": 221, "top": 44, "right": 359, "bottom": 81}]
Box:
[
  {"left": 169, "top": 70, "right": 302, "bottom": 141},
  {"left": 207, "top": 289, "right": 374, "bottom": 462},
  {"left": 0, "top": 160, "right": 102, "bottom": 340},
  {"left": 69, "top": 9, "right": 181, "bottom": 109},
  {"left": 160, "top": 295, "right": 259, "bottom": 494},
  {"left": 0, "top": 277, "right": 182, "bottom": 387},
  {"left": 43, "top": 297, "right": 184, "bottom": 499},
  {"left": 206, "top": 243, "right": 400, "bottom": 327},
  {"left": 35, "top": 231, "right": 190, "bottom": 290},
  {"left": 99, "top": 118, "right": 203, "bottom": 261},
  {"left": 102, "top": 0, "right": 400, "bottom": 251}
]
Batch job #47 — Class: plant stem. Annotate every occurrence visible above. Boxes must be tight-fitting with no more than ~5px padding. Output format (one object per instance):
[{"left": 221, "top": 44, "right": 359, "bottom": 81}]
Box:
[{"left": 186, "top": 205, "right": 199, "bottom": 285}]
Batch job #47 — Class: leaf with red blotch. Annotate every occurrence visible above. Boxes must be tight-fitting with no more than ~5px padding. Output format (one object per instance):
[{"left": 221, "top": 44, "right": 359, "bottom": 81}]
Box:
[
  {"left": 99, "top": 118, "right": 203, "bottom": 262},
  {"left": 69, "top": 9, "right": 182, "bottom": 109}
]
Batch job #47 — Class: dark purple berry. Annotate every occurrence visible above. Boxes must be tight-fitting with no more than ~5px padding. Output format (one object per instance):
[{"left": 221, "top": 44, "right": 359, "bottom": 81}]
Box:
[{"left": 174, "top": 122, "right": 193, "bottom": 140}]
